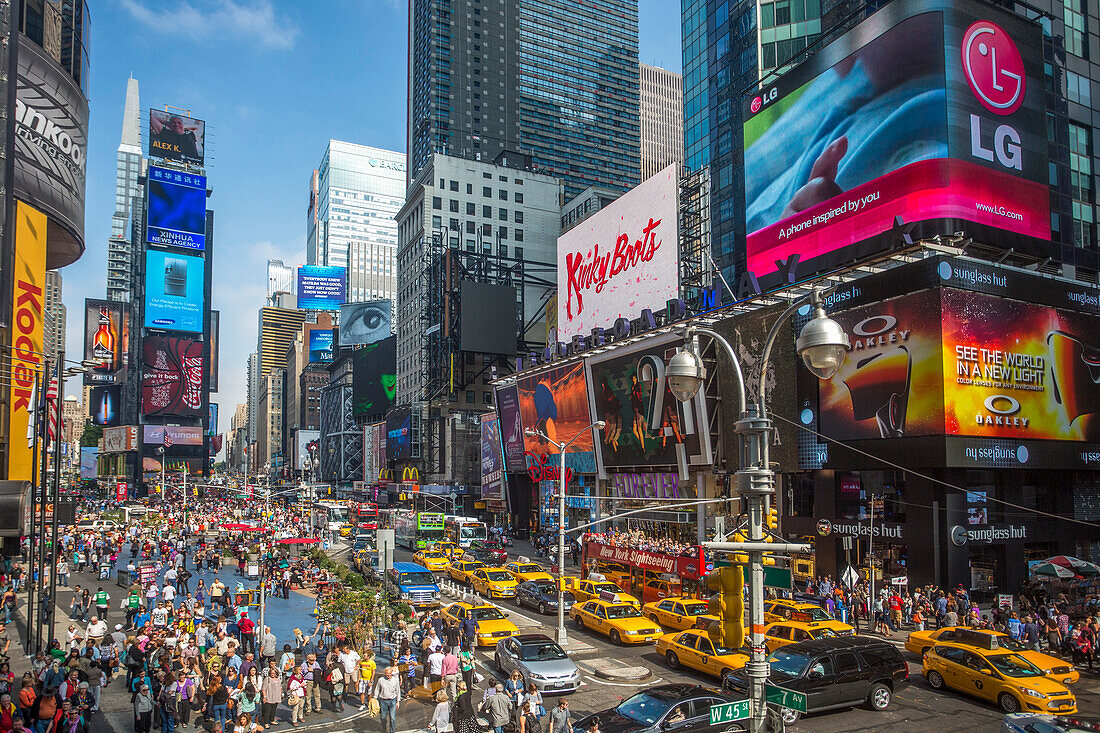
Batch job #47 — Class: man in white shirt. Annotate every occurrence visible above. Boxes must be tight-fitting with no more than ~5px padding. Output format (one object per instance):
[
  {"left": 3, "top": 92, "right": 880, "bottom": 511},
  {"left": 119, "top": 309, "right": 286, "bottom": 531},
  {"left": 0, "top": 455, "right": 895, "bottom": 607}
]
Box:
[
  {"left": 426, "top": 648, "right": 445, "bottom": 688},
  {"left": 162, "top": 583, "right": 176, "bottom": 604},
  {"left": 338, "top": 645, "right": 361, "bottom": 708},
  {"left": 150, "top": 602, "right": 169, "bottom": 629}
]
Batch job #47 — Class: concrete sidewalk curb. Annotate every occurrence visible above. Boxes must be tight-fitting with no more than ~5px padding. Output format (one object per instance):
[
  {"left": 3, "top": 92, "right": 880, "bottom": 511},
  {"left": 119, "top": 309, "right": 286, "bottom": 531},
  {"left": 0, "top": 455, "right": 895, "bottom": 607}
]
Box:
[{"left": 581, "top": 659, "right": 652, "bottom": 682}]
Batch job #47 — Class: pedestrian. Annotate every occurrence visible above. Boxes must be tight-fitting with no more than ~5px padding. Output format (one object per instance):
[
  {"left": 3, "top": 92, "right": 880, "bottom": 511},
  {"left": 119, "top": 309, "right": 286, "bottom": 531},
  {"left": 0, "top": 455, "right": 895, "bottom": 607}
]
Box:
[
  {"left": 458, "top": 645, "right": 475, "bottom": 691},
  {"left": 430, "top": 690, "right": 453, "bottom": 733},
  {"left": 371, "top": 667, "right": 401, "bottom": 733},
  {"left": 285, "top": 670, "right": 306, "bottom": 728},
  {"left": 441, "top": 649, "right": 459, "bottom": 702},
  {"left": 548, "top": 698, "right": 571, "bottom": 733},
  {"left": 486, "top": 683, "right": 512, "bottom": 733},
  {"left": 133, "top": 683, "right": 155, "bottom": 733},
  {"left": 519, "top": 701, "right": 541, "bottom": 733},
  {"left": 526, "top": 683, "right": 544, "bottom": 721},
  {"left": 158, "top": 673, "right": 180, "bottom": 733},
  {"left": 94, "top": 588, "right": 110, "bottom": 621},
  {"left": 453, "top": 682, "right": 478, "bottom": 733},
  {"left": 259, "top": 669, "right": 282, "bottom": 727},
  {"left": 299, "top": 653, "right": 322, "bottom": 715}
]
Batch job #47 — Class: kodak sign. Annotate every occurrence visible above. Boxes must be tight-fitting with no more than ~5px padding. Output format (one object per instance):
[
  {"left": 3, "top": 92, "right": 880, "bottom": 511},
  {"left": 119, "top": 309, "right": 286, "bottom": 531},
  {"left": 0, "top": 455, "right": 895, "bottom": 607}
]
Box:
[{"left": 8, "top": 202, "right": 47, "bottom": 481}]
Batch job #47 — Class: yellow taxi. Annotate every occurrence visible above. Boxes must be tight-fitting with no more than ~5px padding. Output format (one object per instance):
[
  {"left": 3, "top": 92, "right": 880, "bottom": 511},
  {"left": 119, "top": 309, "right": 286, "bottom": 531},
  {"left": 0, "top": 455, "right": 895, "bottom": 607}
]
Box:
[
  {"left": 643, "top": 597, "right": 717, "bottom": 631},
  {"left": 569, "top": 595, "right": 662, "bottom": 645},
  {"left": 656, "top": 629, "right": 749, "bottom": 681},
  {"left": 339, "top": 524, "right": 355, "bottom": 538},
  {"left": 446, "top": 559, "right": 487, "bottom": 585},
  {"left": 470, "top": 567, "right": 519, "bottom": 599},
  {"left": 923, "top": 640, "right": 1077, "bottom": 715},
  {"left": 764, "top": 600, "right": 856, "bottom": 637},
  {"left": 592, "top": 562, "right": 632, "bottom": 590},
  {"left": 433, "top": 541, "right": 461, "bottom": 559},
  {"left": 905, "top": 626, "right": 1079, "bottom": 686},
  {"left": 504, "top": 559, "right": 554, "bottom": 584},
  {"left": 564, "top": 575, "right": 641, "bottom": 607},
  {"left": 762, "top": 620, "right": 841, "bottom": 653},
  {"left": 413, "top": 550, "right": 450, "bottom": 573},
  {"left": 441, "top": 602, "right": 518, "bottom": 647},
  {"left": 640, "top": 577, "right": 682, "bottom": 604}
]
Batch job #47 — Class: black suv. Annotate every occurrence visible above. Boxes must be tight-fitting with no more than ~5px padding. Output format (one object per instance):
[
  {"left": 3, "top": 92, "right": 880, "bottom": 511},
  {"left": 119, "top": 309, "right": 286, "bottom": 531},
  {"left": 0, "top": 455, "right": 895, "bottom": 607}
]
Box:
[{"left": 724, "top": 637, "right": 909, "bottom": 726}]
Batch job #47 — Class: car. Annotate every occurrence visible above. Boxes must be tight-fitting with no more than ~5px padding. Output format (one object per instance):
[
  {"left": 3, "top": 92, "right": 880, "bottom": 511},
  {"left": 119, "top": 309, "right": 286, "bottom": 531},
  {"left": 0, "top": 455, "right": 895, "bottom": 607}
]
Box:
[
  {"left": 572, "top": 684, "right": 746, "bottom": 733},
  {"left": 724, "top": 637, "right": 910, "bottom": 726},
  {"left": 466, "top": 541, "right": 508, "bottom": 565},
  {"left": 440, "top": 602, "right": 519, "bottom": 647},
  {"left": 644, "top": 598, "right": 717, "bottom": 631},
  {"left": 570, "top": 598, "right": 662, "bottom": 645},
  {"left": 471, "top": 567, "right": 519, "bottom": 599},
  {"left": 493, "top": 633, "right": 581, "bottom": 693},
  {"left": 433, "top": 541, "right": 461, "bottom": 559},
  {"left": 656, "top": 630, "right": 749, "bottom": 682},
  {"left": 640, "top": 577, "right": 683, "bottom": 604},
  {"left": 923, "top": 641, "right": 1077, "bottom": 716},
  {"left": 516, "top": 580, "right": 575, "bottom": 615},
  {"left": 382, "top": 562, "right": 442, "bottom": 610},
  {"left": 564, "top": 576, "right": 641, "bottom": 607},
  {"left": 77, "top": 519, "right": 119, "bottom": 532},
  {"left": 413, "top": 550, "right": 450, "bottom": 573},
  {"left": 505, "top": 559, "right": 555, "bottom": 584},
  {"left": 1002, "top": 713, "right": 1100, "bottom": 732},
  {"left": 339, "top": 524, "right": 355, "bottom": 537},
  {"left": 447, "top": 559, "right": 487, "bottom": 585},
  {"left": 905, "top": 626, "right": 1079, "bottom": 686},
  {"left": 763, "top": 620, "right": 841, "bottom": 653},
  {"left": 764, "top": 600, "right": 856, "bottom": 637}
]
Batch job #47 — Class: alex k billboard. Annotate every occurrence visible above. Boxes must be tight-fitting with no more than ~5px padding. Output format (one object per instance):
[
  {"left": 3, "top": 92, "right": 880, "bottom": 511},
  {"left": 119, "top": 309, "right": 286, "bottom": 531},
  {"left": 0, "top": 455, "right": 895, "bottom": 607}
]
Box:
[{"left": 742, "top": 0, "right": 1047, "bottom": 284}]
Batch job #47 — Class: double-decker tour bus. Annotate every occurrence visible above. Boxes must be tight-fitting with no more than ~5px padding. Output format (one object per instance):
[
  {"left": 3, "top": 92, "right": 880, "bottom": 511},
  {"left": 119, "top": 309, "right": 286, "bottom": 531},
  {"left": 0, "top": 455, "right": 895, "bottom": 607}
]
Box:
[
  {"left": 444, "top": 515, "right": 487, "bottom": 548},
  {"left": 580, "top": 534, "right": 712, "bottom": 604},
  {"left": 394, "top": 510, "right": 446, "bottom": 549},
  {"left": 350, "top": 501, "right": 379, "bottom": 532}
]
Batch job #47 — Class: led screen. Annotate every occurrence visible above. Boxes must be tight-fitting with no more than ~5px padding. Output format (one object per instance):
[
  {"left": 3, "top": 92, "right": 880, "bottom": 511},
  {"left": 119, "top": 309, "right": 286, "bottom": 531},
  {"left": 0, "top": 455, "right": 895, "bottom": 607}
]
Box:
[
  {"left": 352, "top": 335, "right": 397, "bottom": 419},
  {"left": 297, "top": 265, "right": 346, "bottom": 310},
  {"left": 144, "top": 250, "right": 205, "bottom": 332},
  {"left": 340, "top": 300, "right": 392, "bottom": 346},
  {"left": 89, "top": 385, "right": 121, "bottom": 427},
  {"left": 140, "top": 336, "right": 204, "bottom": 418},
  {"left": 83, "top": 299, "right": 130, "bottom": 385},
  {"left": 495, "top": 385, "right": 527, "bottom": 472},
  {"left": 146, "top": 166, "right": 207, "bottom": 250},
  {"left": 149, "top": 109, "right": 205, "bottom": 165},
  {"left": 742, "top": 0, "right": 1047, "bottom": 282},
  {"left": 460, "top": 282, "right": 517, "bottom": 355},
  {"left": 386, "top": 405, "right": 413, "bottom": 462},
  {"left": 308, "top": 329, "right": 335, "bottom": 363},
  {"left": 517, "top": 361, "right": 595, "bottom": 471}
]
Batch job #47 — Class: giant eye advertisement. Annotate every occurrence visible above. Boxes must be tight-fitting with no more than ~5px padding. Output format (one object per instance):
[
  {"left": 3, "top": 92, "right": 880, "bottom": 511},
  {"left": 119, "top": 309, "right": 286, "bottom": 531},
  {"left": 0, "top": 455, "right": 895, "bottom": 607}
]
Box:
[
  {"left": 144, "top": 250, "right": 205, "bottom": 332},
  {"left": 340, "top": 300, "right": 392, "bottom": 346},
  {"left": 146, "top": 166, "right": 207, "bottom": 250},
  {"left": 742, "top": 0, "right": 1047, "bottom": 282}
]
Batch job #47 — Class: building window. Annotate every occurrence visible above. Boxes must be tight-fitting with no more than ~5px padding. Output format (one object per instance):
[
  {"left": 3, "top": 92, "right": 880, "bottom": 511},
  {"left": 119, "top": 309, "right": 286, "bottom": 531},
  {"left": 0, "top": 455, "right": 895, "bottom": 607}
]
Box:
[
  {"left": 449, "top": 199, "right": 459, "bottom": 212},
  {"left": 466, "top": 202, "right": 475, "bottom": 215},
  {"left": 515, "top": 246, "right": 524, "bottom": 259},
  {"left": 449, "top": 218, "right": 459, "bottom": 230},
  {"left": 1067, "top": 70, "right": 1091, "bottom": 106},
  {"left": 466, "top": 391, "right": 475, "bottom": 404},
  {"left": 499, "top": 244, "right": 508, "bottom": 257},
  {"left": 499, "top": 189, "right": 508, "bottom": 200},
  {"left": 1069, "top": 122, "right": 1094, "bottom": 247},
  {"left": 483, "top": 172, "right": 491, "bottom": 179},
  {"left": 515, "top": 230, "right": 523, "bottom": 242},
  {"left": 449, "top": 180, "right": 458, "bottom": 191},
  {"left": 482, "top": 205, "right": 492, "bottom": 218},
  {"left": 498, "top": 226, "right": 507, "bottom": 239},
  {"left": 515, "top": 192, "right": 523, "bottom": 203},
  {"left": 466, "top": 221, "right": 475, "bottom": 233},
  {"left": 432, "top": 216, "right": 442, "bottom": 228},
  {"left": 432, "top": 196, "right": 442, "bottom": 209},
  {"left": 498, "top": 207, "right": 508, "bottom": 220},
  {"left": 483, "top": 392, "right": 492, "bottom": 404},
  {"left": 482, "top": 223, "right": 492, "bottom": 236},
  {"left": 1064, "top": 0, "right": 1087, "bottom": 58},
  {"left": 467, "top": 183, "right": 473, "bottom": 194},
  {"left": 514, "top": 211, "right": 523, "bottom": 224},
  {"left": 483, "top": 186, "right": 492, "bottom": 197}
]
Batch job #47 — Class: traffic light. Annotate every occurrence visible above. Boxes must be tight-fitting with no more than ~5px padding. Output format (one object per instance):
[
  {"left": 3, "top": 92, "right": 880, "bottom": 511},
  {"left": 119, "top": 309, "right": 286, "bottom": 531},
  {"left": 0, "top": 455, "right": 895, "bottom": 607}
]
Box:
[
  {"left": 731, "top": 529, "right": 749, "bottom": 564},
  {"left": 706, "top": 565, "right": 745, "bottom": 650},
  {"left": 766, "top": 506, "right": 779, "bottom": 531}
]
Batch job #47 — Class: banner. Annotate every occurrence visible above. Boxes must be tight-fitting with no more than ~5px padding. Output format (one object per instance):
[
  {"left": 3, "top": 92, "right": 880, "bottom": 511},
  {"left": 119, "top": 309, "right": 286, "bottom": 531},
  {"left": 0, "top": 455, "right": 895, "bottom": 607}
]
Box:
[
  {"left": 480, "top": 413, "right": 504, "bottom": 501},
  {"left": 495, "top": 385, "right": 527, "bottom": 472},
  {"left": 8, "top": 202, "right": 48, "bottom": 481},
  {"left": 140, "top": 336, "right": 204, "bottom": 418}
]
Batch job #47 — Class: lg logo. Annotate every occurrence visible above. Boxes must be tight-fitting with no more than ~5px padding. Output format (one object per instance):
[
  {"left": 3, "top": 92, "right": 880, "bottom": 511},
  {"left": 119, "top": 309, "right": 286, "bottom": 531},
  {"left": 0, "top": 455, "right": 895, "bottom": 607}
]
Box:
[
  {"left": 750, "top": 87, "right": 776, "bottom": 114},
  {"left": 963, "top": 20, "right": 1025, "bottom": 171}
]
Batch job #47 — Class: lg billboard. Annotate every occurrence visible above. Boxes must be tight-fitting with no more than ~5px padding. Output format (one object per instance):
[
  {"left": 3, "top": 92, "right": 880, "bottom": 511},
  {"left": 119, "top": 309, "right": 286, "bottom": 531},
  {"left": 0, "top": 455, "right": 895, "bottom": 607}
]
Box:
[
  {"left": 556, "top": 163, "right": 680, "bottom": 341},
  {"left": 742, "top": 0, "right": 1047, "bottom": 283}
]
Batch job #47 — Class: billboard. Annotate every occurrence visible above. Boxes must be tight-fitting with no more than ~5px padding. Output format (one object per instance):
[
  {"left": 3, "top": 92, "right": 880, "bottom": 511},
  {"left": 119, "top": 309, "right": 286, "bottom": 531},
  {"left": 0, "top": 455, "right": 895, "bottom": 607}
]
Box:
[
  {"left": 149, "top": 109, "right": 205, "bottom": 166},
  {"left": 386, "top": 406, "right": 413, "bottom": 463},
  {"left": 556, "top": 163, "right": 680, "bottom": 340},
  {"left": 297, "top": 266, "right": 346, "bottom": 310},
  {"left": 481, "top": 413, "right": 504, "bottom": 500},
  {"left": 352, "top": 335, "right": 397, "bottom": 419},
  {"left": 340, "top": 300, "right": 392, "bottom": 346},
  {"left": 495, "top": 385, "right": 527, "bottom": 472},
  {"left": 308, "top": 329, "right": 335, "bottom": 363},
  {"left": 140, "top": 336, "right": 204, "bottom": 418},
  {"left": 142, "top": 425, "right": 203, "bottom": 446},
  {"left": 208, "top": 310, "right": 220, "bottom": 392},
  {"left": 297, "top": 429, "right": 320, "bottom": 471},
  {"left": 14, "top": 38, "right": 89, "bottom": 264},
  {"left": 83, "top": 299, "right": 131, "bottom": 385},
  {"left": 79, "top": 447, "right": 98, "bottom": 479},
  {"left": 89, "top": 385, "right": 121, "bottom": 427},
  {"left": 102, "top": 426, "right": 139, "bottom": 452},
  {"left": 144, "top": 250, "right": 205, "bottom": 332},
  {"left": 819, "top": 287, "right": 1100, "bottom": 443},
  {"left": 8, "top": 203, "right": 47, "bottom": 482},
  {"left": 208, "top": 403, "right": 218, "bottom": 436},
  {"left": 364, "top": 422, "right": 386, "bottom": 481},
  {"left": 742, "top": 0, "right": 1047, "bottom": 282},
  {"left": 146, "top": 166, "right": 207, "bottom": 250},
  {"left": 517, "top": 361, "right": 595, "bottom": 470},
  {"left": 460, "top": 282, "right": 517, "bottom": 355}
]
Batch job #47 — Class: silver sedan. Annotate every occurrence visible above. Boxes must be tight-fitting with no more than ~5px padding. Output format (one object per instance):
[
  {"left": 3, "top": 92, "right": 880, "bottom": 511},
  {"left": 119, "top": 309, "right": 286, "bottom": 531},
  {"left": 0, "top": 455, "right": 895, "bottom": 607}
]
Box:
[{"left": 494, "top": 633, "right": 581, "bottom": 694}]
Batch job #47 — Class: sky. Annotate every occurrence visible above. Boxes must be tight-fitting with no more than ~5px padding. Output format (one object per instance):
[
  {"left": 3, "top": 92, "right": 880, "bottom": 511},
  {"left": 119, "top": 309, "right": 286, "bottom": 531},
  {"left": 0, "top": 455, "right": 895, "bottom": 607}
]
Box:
[{"left": 63, "top": 0, "right": 685, "bottom": 449}]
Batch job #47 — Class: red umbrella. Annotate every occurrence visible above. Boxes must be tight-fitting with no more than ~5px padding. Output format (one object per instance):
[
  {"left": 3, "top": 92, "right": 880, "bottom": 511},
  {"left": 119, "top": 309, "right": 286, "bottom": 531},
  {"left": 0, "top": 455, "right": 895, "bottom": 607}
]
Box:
[
  {"left": 219, "top": 523, "right": 252, "bottom": 531},
  {"left": 275, "top": 537, "right": 321, "bottom": 545}
]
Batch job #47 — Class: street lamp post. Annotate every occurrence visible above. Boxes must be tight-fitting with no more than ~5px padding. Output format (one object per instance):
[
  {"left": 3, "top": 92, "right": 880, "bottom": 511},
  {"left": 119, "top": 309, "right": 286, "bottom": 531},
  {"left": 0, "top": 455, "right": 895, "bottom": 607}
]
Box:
[
  {"left": 664, "top": 290, "right": 849, "bottom": 733},
  {"left": 524, "top": 420, "right": 605, "bottom": 645}
]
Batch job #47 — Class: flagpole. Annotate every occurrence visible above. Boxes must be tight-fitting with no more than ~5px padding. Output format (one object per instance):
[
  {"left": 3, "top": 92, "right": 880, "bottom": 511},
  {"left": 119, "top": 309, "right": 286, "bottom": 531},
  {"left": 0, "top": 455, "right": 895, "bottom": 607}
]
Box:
[
  {"left": 24, "top": 369, "right": 40, "bottom": 649},
  {"left": 34, "top": 357, "right": 50, "bottom": 653},
  {"left": 48, "top": 351, "right": 62, "bottom": 647}
]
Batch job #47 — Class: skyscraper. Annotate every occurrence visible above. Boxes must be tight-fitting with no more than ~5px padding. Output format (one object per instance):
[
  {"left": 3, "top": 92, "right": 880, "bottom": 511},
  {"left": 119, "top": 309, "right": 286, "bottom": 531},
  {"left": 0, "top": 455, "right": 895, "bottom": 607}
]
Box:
[
  {"left": 43, "top": 270, "right": 65, "bottom": 357},
  {"left": 407, "top": 0, "right": 641, "bottom": 202},
  {"left": 306, "top": 141, "right": 405, "bottom": 302},
  {"left": 267, "top": 259, "right": 293, "bottom": 304},
  {"left": 107, "top": 77, "right": 143, "bottom": 302},
  {"left": 640, "top": 63, "right": 684, "bottom": 179}
]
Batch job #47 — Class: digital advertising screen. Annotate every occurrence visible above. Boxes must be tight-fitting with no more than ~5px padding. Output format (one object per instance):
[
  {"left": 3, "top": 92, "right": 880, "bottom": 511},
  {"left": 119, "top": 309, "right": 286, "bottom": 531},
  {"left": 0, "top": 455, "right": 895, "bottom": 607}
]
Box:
[
  {"left": 149, "top": 109, "right": 205, "bottom": 166},
  {"left": 208, "top": 310, "right": 220, "bottom": 393},
  {"left": 742, "top": 0, "right": 1047, "bottom": 283},
  {"left": 89, "top": 385, "right": 121, "bottom": 427},
  {"left": 308, "top": 329, "right": 335, "bottom": 363},
  {"left": 140, "top": 336, "right": 204, "bottom": 418},
  {"left": 340, "top": 300, "right": 392, "bottom": 346},
  {"left": 146, "top": 166, "right": 207, "bottom": 250},
  {"left": 207, "top": 403, "right": 218, "bottom": 436},
  {"left": 495, "top": 384, "right": 527, "bottom": 472},
  {"left": 79, "top": 447, "right": 98, "bottom": 479},
  {"left": 143, "top": 425, "right": 203, "bottom": 446},
  {"left": 83, "top": 299, "right": 130, "bottom": 385},
  {"left": 144, "top": 250, "right": 205, "bottom": 332},
  {"left": 386, "top": 405, "right": 413, "bottom": 463},
  {"left": 556, "top": 163, "right": 680, "bottom": 340},
  {"left": 297, "top": 265, "right": 346, "bottom": 310},
  {"left": 517, "top": 361, "right": 595, "bottom": 471},
  {"left": 460, "top": 282, "right": 517, "bottom": 355},
  {"left": 480, "top": 412, "right": 504, "bottom": 500},
  {"left": 352, "top": 335, "right": 397, "bottom": 419}
]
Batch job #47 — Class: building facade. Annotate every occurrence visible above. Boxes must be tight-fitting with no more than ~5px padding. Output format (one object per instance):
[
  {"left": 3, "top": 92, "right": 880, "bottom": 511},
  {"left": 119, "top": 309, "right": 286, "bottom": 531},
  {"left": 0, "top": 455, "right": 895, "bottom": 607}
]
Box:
[
  {"left": 306, "top": 141, "right": 405, "bottom": 302},
  {"left": 267, "top": 259, "right": 294, "bottom": 304},
  {"left": 640, "top": 63, "right": 684, "bottom": 179},
  {"left": 257, "top": 307, "right": 314, "bottom": 377},
  {"left": 257, "top": 368, "right": 284, "bottom": 474},
  {"left": 407, "top": 0, "right": 641, "bottom": 202},
  {"left": 283, "top": 316, "right": 332, "bottom": 473},
  {"left": 42, "top": 270, "right": 64, "bottom": 358},
  {"left": 107, "top": 76, "right": 142, "bottom": 302}
]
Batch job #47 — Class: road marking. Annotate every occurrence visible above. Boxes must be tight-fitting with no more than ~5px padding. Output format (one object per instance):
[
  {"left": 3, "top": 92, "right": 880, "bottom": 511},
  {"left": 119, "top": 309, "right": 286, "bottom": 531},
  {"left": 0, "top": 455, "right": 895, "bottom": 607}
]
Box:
[{"left": 581, "top": 675, "right": 663, "bottom": 687}]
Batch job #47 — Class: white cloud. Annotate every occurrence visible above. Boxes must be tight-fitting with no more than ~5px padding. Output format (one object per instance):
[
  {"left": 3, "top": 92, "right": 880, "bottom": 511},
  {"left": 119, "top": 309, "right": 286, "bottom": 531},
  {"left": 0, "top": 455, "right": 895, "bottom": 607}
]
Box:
[{"left": 118, "top": 0, "right": 299, "bottom": 50}]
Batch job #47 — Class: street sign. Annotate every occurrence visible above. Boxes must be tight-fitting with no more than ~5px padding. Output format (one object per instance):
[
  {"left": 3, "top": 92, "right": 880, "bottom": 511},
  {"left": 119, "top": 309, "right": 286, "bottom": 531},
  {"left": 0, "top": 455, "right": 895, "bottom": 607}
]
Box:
[
  {"left": 709, "top": 699, "right": 752, "bottom": 725},
  {"left": 765, "top": 684, "right": 807, "bottom": 713},
  {"left": 716, "top": 562, "right": 792, "bottom": 590}
]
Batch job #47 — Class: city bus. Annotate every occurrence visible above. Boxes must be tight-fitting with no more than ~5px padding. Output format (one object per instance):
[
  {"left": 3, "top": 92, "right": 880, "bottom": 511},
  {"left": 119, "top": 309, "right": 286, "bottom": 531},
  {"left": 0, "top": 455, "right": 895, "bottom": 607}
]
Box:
[
  {"left": 394, "top": 510, "right": 446, "bottom": 549},
  {"left": 444, "top": 515, "right": 487, "bottom": 548},
  {"left": 311, "top": 501, "right": 349, "bottom": 534},
  {"left": 350, "top": 501, "right": 379, "bottom": 530}
]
